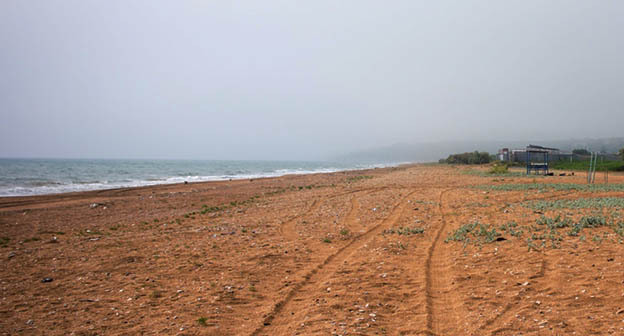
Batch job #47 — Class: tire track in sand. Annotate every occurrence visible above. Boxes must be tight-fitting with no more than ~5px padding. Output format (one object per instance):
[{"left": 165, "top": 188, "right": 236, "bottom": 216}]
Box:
[
  {"left": 280, "top": 199, "right": 323, "bottom": 240},
  {"left": 279, "top": 187, "right": 386, "bottom": 240},
  {"left": 252, "top": 189, "right": 416, "bottom": 336},
  {"left": 422, "top": 188, "right": 464, "bottom": 336},
  {"left": 420, "top": 187, "right": 593, "bottom": 335},
  {"left": 474, "top": 190, "right": 581, "bottom": 334}
]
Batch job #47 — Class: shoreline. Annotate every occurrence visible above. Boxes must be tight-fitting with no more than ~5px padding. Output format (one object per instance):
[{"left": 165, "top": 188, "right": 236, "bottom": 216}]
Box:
[
  {"left": 0, "top": 163, "right": 418, "bottom": 210},
  {"left": 0, "top": 161, "right": 416, "bottom": 199},
  {"left": 1, "top": 164, "right": 623, "bottom": 335}
]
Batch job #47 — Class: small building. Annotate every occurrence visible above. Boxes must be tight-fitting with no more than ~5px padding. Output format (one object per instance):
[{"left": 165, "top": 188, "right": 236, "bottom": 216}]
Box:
[
  {"left": 498, "top": 144, "right": 573, "bottom": 163},
  {"left": 497, "top": 148, "right": 510, "bottom": 162},
  {"left": 525, "top": 146, "right": 551, "bottom": 175}
]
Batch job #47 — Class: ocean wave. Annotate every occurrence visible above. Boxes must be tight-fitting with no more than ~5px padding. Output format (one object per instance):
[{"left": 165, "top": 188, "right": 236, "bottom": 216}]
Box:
[{"left": 0, "top": 161, "right": 410, "bottom": 197}]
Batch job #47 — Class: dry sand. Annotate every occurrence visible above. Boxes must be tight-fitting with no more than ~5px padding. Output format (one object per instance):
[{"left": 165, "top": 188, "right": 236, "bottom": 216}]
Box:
[{"left": 1, "top": 164, "right": 624, "bottom": 335}]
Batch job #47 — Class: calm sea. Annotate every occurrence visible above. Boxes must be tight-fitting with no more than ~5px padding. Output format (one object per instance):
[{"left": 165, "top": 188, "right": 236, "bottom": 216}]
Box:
[{"left": 0, "top": 158, "right": 395, "bottom": 197}]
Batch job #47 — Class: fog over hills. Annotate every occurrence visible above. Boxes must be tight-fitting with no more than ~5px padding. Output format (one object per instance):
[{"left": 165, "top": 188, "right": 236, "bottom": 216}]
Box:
[{"left": 335, "top": 137, "right": 624, "bottom": 164}]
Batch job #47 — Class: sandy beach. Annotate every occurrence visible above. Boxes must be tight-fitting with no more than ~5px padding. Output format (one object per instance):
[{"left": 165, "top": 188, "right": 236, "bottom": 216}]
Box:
[{"left": 1, "top": 164, "right": 624, "bottom": 335}]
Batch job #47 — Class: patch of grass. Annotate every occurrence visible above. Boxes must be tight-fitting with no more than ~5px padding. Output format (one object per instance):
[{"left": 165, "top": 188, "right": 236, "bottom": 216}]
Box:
[
  {"left": 200, "top": 205, "right": 224, "bottom": 214},
  {"left": 346, "top": 175, "right": 373, "bottom": 183},
  {"left": 488, "top": 162, "right": 509, "bottom": 174},
  {"left": 525, "top": 197, "right": 624, "bottom": 211},
  {"left": 567, "top": 215, "right": 609, "bottom": 236},
  {"left": 475, "top": 183, "right": 624, "bottom": 192},
  {"left": 197, "top": 317, "right": 208, "bottom": 326},
  {"left": 614, "top": 221, "right": 624, "bottom": 237},
  {"left": 551, "top": 160, "right": 624, "bottom": 172},
  {"left": 322, "top": 237, "right": 332, "bottom": 243},
  {"left": 340, "top": 229, "right": 349, "bottom": 235},
  {"left": 498, "top": 221, "right": 524, "bottom": 237},
  {"left": 464, "top": 169, "right": 529, "bottom": 178},
  {"left": 390, "top": 241, "right": 408, "bottom": 250},
  {"left": 467, "top": 202, "right": 489, "bottom": 208},
  {"left": 445, "top": 221, "right": 501, "bottom": 244},
  {"left": 0, "top": 237, "right": 9, "bottom": 248}
]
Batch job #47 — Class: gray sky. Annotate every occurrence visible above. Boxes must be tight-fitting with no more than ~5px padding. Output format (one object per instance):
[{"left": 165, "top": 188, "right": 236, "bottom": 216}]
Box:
[{"left": 1, "top": 1, "right": 623, "bottom": 160}]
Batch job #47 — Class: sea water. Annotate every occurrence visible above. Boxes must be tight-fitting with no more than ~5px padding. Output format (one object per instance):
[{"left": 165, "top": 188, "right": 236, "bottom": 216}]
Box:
[{"left": 0, "top": 158, "right": 397, "bottom": 196}]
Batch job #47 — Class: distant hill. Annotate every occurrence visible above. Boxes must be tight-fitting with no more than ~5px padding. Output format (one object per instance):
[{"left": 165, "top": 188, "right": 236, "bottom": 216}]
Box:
[{"left": 333, "top": 138, "right": 624, "bottom": 164}]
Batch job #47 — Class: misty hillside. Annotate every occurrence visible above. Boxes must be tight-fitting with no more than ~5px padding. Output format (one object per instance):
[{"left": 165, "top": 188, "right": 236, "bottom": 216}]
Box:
[{"left": 335, "top": 138, "right": 624, "bottom": 164}]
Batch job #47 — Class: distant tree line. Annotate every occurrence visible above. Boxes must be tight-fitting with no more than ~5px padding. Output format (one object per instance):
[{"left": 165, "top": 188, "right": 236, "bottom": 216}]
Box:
[{"left": 439, "top": 151, "right": 492, "bottom": 164}]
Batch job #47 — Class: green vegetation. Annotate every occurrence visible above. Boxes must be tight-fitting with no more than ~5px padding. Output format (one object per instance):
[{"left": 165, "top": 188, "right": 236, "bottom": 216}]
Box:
[
  {"left": 440, "top": 151, "right": 491, "bottom": 165},
  {"left": 464, "top": 169, "right": 528, "bottom": 178},
  {"left": 446, "top": 215, "right": 623, "bottom": 250},
  {"left": 0, "top": 237, "right": 9, "bottom": 248},
  {"left": 340, "top": 228, "right": 349, "bottom": 235},
  {"left": 524, "top": 197, "right": 624, "bottom": 211},
  {"left": 475, "top": 183, "right": 624, "bottom": 192},
  {"left": 197, "top": 317, "right": 208, "bottom": 326},
  {"left": 200, "top": 205, "right": 225, "bottom": 214},
  {"left": 346, "top": 175, "right": 373, "bottom": 183},
  {"left": 498, "top": 221, "right": 524, "bottom": 237},
  {"left": 322, "top": 237, "right": 332, "bottom": 243},
  {"left": 445, "top": 221, "right": 501, "bottom": 244},
  {"left": 488, "top": 162, "right": 509, "bottom": 174},
  {"left": 390, "top": 241, "right": 408, "bottom": 250},
  {"left": 383, "top": 226, "right": 425, "bottom": 235},
  {"left": 551, "top": 160, "right": 624, "bottom": 172}
]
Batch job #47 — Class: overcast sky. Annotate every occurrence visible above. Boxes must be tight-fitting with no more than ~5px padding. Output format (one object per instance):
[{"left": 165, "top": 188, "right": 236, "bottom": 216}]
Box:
[{"left": 1, "top": 1, "right": 623, "bottom": 160}]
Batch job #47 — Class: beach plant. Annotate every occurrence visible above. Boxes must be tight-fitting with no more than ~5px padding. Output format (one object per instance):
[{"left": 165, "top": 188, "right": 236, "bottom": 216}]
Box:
[
  {"left": 526, "top": 238, "right": 538, "bottom": 251},
  {"left": 463, "top": 169, "right": 528, "bottom": 178},
  {"left": 445, "top": 221, "right": 500, "bottom": 244},
  {"left": 499, "top": 221, "right": 523, "bottom": 237},
  {"left": 346, "top": 175, "right": 373, "bottom": 183},
  {"left": 488, "top": 162, "right": 509, "bottom": 174},
  {"left": 525, "top": 198, "right": 624, "bottom": 211},
  {"left": 614, "top": 221, "right": 624, "bottom": 237},
  {"left": 475, "top": 183, "right": 624, "bottom": 192},
  {"left": 467, "top": 202, "right": 489, "bottom": 208},
  {"left": 383, "top": 226, "right": 425, "bottom": 236},
  {"left": 449, "top": 214, "right": 621, "bottom": 250}
]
